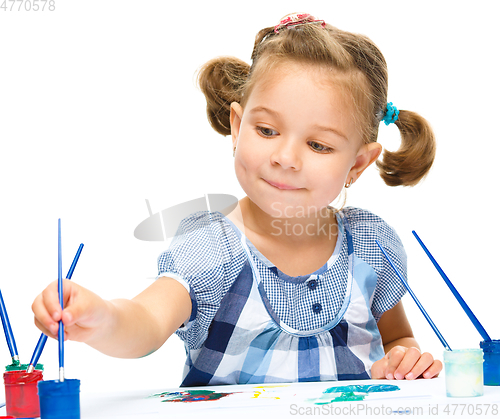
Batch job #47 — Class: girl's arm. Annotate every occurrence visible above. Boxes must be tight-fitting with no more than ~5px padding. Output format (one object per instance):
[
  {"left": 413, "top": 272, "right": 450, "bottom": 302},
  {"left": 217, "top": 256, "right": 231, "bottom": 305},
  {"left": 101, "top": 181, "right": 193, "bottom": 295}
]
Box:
[
  {"left": 371, "top": 301, "right": 443, "bottom": 380},
  {"left": 32, "top": 277, "right": 192, "bottom": 358}
]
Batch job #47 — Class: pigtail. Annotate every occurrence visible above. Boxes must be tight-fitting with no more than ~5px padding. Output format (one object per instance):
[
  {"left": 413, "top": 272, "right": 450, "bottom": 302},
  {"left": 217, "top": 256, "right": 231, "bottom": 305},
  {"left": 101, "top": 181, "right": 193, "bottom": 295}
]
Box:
[
  {"left": 376, "top": 110, "right": 436, "bottom": 187},
  {"left": 197, "top": 57, "right": 250, "bottom": 136}
]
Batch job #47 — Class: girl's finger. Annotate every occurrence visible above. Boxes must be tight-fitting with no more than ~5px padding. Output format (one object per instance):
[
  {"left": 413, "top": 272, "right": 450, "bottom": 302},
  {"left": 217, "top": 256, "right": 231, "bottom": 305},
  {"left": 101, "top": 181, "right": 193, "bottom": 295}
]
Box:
[
  {"left": 385, "top": 346, "right": 407, "bottom": 379},
  {"left": 421, "top": 359, "right": 443, "bottom": 379},
  {"left": 404, "top": 351, "right": 434, "bottom": 380},
  {"left": 392, "top": 347, "right": 421, "bottom": 380},
  {"left": 370, "top": 356, "right": 388, "bottom": 379},
  {"left": 34, "top": 317, "right": 57, "bottom": 340},
  {"left": 32, "top": 292, "right": 59, "bottom": 334},
  {"left": 40, "top": 280, "right": 64, "bottom": 322}
]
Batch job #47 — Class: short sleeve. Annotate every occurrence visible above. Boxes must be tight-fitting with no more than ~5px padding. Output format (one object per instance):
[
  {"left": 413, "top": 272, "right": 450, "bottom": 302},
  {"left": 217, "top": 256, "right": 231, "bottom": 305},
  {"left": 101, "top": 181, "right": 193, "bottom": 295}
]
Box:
[
  {"left": 157, "top": 211, "right": 246, "bottom": 349},
  {"left": 345, "top": 207, "right": 407, "bottom": 321}
]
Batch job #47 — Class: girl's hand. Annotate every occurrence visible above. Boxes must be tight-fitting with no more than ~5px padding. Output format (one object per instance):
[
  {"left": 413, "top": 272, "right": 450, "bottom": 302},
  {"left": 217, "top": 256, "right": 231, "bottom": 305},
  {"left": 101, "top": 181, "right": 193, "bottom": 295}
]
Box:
[
  {"left": 32, "top": 279, "right": 111, "bottom": 344},
  {"left": 33, "top": 277, "right": 190, "bottom": 358},
  {"left": 371, "top": 346, "right": 443, "bottom": 380}
]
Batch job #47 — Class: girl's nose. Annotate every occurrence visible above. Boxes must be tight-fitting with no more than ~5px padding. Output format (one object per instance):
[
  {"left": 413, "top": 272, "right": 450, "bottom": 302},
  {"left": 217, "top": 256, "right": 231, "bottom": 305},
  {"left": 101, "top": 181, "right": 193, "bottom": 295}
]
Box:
[{"left": 270, "top": 139, "right": 302, "bottom": 170}]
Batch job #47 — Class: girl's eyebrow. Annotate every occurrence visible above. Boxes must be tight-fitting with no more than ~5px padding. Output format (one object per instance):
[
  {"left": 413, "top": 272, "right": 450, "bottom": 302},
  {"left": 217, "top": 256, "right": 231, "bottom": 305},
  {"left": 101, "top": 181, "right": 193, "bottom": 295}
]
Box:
[
  {"left": 248, "top": 106, "right": 281, "bottom": 119},
  {"left": 311, "top": 124, "right": 348, "bottom": 142}
]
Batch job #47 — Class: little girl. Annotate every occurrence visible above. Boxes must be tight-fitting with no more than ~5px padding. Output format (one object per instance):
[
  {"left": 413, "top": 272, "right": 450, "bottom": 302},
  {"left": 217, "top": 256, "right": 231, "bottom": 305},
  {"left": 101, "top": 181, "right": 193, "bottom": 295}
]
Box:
[{"left": 33, "top": 13, "right": 442, "bottom": 386}]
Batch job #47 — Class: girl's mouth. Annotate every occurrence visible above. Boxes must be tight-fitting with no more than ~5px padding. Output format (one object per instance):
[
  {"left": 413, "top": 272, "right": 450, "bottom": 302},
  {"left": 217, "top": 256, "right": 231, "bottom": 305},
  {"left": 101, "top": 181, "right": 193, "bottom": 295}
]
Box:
[{"left": 264, "top": 179, "right": 302, "bottom": 190}]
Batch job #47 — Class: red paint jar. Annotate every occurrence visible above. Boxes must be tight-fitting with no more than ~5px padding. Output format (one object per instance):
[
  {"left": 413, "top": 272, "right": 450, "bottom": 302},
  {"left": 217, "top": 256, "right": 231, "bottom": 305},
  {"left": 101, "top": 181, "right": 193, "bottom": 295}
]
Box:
[{"left": 3, "top": 369, "right": 43, "bottom": 418}]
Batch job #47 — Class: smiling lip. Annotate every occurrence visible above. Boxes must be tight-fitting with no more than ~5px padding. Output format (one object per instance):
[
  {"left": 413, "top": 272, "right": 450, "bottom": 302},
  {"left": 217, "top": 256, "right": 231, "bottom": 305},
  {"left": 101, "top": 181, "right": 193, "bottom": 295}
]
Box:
[{"left": 264, "top": 179, "right": 302, "bottom": 190}]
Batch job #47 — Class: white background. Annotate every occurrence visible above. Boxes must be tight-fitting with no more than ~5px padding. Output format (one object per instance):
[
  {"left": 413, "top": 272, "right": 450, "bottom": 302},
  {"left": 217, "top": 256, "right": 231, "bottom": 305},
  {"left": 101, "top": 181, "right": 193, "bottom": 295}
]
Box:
[{"left": 0, "top": 0, "right": 499, "bottom": 393}]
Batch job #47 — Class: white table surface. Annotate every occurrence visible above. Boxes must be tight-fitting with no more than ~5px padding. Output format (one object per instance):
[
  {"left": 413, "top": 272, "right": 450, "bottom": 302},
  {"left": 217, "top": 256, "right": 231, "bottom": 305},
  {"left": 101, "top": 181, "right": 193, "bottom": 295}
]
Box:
[{"left": 2, "top": 378, "right": 500, "bottom": 418}]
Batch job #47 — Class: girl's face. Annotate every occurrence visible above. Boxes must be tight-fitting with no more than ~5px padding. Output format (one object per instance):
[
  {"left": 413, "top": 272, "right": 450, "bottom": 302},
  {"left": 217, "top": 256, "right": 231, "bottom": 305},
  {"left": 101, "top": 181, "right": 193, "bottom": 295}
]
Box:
[{"left": 230, "top": 62, "right": 381, "bottom": 219}]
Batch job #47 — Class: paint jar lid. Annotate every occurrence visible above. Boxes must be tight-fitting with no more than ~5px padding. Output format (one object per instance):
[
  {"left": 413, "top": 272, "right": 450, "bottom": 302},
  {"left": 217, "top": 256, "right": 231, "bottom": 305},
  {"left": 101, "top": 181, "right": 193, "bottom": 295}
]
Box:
[
  {"left": 480, "top": 339, "right": 500, "bottom": 353},
  {"left": 38, "top": 378, "right": 80, "bottom": 396},
  {"left": 443, "top": 348, "right": 484, "bottom": 364},
  {"left": 5, "top": 363, "right": 44, "bottom": 371}
]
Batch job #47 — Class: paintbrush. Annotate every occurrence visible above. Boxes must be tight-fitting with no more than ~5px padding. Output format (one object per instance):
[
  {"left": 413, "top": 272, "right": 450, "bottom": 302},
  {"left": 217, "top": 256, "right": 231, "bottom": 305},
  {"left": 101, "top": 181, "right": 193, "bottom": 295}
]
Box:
[
  {"left": 0, "top": 288, "right": 20, "bottom": 365},
  {"left": 412, "top": 230, "right": 491, "bottom": 342},
  {"left": 58, "top": 219, "right": 64, "bottom": 382},
  {"left": 27, "top": 243, "right": 84, "bottom": 373},
  {"left": 375, "top": 240, "right": 452, "bottom": 351}
]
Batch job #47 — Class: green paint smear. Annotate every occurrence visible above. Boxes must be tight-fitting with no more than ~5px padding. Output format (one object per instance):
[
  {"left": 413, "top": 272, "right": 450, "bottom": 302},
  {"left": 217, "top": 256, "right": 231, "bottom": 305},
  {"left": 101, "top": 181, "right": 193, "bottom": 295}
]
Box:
[
  {"left": 151, "top": 390, "right": 234, "bottom": 403},
  {"left": 5, "top": 363, "right": 44, "bottom": 371},
  {"left": 307, "top": 384, "right": 400, "bottom": 405},
  {"left": 324, "top": 384, "right": 399, "bottom": 394},
  {"left": 309, "top": 391, "right": 366, "bottom": 404}
]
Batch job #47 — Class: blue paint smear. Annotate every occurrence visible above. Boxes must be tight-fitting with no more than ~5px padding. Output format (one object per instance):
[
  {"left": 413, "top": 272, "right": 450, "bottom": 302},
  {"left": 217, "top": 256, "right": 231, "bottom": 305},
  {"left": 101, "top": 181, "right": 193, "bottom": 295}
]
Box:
[
  {"left": 307, "top": 384, "right": 400, "bottom": 404},
  {"left": 324, "top": 384, "right": 400, "bottom": 394}
]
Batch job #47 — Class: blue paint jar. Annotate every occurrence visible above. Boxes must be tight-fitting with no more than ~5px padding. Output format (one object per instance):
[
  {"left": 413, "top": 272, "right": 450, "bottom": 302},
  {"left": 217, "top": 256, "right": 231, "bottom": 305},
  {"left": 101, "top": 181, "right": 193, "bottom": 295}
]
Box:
[
  {"left": 480, "top": 340, "right": 500, "bottom": 386},
  {"left": 37, "top": 379, "right": 80, "bottom": 419}
]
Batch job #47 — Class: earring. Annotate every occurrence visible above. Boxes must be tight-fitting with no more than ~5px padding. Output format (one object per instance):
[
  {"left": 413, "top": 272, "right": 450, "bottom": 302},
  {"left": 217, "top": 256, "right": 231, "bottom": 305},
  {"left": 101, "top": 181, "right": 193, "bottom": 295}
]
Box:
[
  {"left": 344, "top": 178, "right": 354, "bottom": 188},
  {"left": 233, "top": 146, "right": 236, "bottom": 157}
]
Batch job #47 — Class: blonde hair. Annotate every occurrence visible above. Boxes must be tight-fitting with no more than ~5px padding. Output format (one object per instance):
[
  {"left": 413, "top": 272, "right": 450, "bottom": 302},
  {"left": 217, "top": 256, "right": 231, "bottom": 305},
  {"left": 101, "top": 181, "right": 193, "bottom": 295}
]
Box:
[{"left": 198, "top": 18, "right": 436, "bottom": 187}]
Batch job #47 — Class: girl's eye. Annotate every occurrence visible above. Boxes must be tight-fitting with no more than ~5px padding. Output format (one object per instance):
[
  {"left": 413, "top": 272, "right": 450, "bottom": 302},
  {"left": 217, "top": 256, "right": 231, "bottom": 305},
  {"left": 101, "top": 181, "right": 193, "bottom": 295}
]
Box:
[
  {"left": 309, "top": 141, "right": 333, "bottom": 153},
  {"left": 257, "top": 126, "right": 278, "bottom": 137}
]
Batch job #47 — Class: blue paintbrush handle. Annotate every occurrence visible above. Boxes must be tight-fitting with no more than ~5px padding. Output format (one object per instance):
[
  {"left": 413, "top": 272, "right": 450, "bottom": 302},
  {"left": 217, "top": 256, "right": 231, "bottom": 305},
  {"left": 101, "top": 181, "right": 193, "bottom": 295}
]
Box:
[
  {"left": 375, "top": 240, "right": 452, "bottom": 351},
  {"left": 412, "top": 231, "right": 491, "bottom": 342},
  {"left": 67, "top": 244, "right": 84, "bottom": 280},
  {"left": 0, "top": 289, "right": 19, "bottom": 361},
  {"left": 28, "top": 334, "right": 47, "bottom": 369},
  {"left": 28, "top": 244, "right": 84, "bottom": 371},
  {"left": 58, "top": 219, "right": 64, "bottom": 380}
]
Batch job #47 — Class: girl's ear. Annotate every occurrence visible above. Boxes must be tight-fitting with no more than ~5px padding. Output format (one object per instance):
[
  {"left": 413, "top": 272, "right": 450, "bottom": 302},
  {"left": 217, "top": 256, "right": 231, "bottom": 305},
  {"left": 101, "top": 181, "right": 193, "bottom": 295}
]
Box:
[
  {"left": 348, "top": 142, "right": 383, "bottom": 183},
  {"left": 230, "top": 102, "right": 243, "bottom": 149}
]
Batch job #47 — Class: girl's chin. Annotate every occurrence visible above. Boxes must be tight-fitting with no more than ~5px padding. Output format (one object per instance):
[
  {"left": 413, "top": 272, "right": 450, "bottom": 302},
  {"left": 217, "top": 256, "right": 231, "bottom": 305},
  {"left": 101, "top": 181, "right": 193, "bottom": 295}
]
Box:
[{"left": 253, "top": 199, "right": 331, "bottom": 219}]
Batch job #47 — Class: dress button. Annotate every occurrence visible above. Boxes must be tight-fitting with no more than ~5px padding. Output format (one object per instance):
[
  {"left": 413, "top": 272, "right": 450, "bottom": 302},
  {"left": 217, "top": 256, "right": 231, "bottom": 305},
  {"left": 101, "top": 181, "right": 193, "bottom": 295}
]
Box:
[
  {"left": 307, "top": 279, "right": 318, "bottom": 290},
  {"left": 312, "top": 303, "right": 322, "bottom": 313}
]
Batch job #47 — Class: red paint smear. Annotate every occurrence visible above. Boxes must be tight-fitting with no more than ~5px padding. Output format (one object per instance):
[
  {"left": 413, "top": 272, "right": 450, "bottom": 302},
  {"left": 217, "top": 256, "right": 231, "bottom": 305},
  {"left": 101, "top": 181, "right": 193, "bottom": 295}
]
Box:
[{"left": 159, "top": 390, "right": 236, "bottom": 403}]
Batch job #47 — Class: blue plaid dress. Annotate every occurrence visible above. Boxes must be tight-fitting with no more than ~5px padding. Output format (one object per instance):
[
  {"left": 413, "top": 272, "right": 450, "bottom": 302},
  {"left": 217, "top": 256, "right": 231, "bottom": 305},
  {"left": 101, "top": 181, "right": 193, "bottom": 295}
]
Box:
[{"left": 157, "top": 207, "right": 407, "bottom": 386}]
